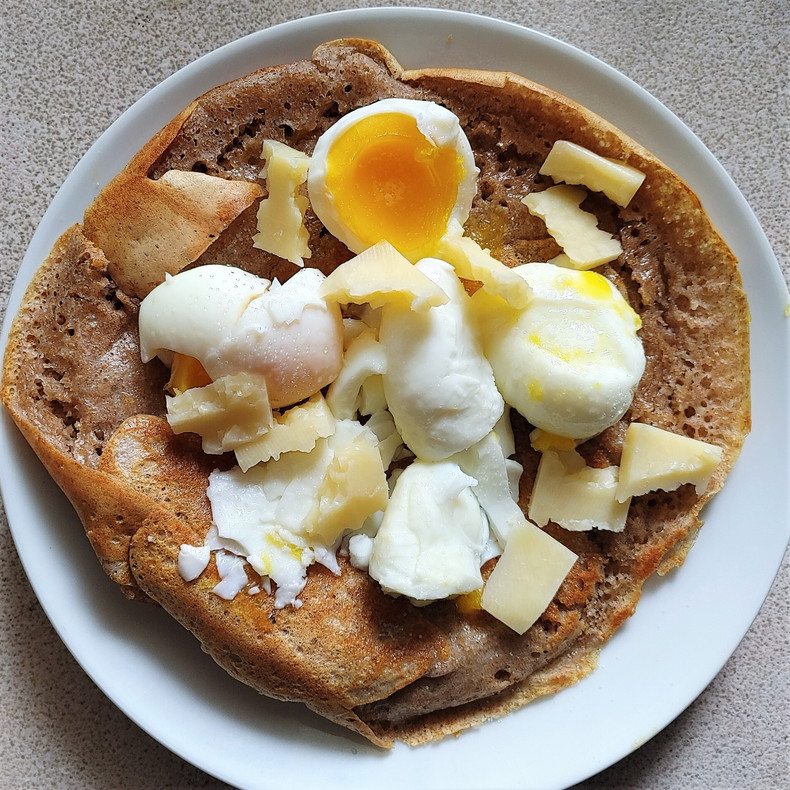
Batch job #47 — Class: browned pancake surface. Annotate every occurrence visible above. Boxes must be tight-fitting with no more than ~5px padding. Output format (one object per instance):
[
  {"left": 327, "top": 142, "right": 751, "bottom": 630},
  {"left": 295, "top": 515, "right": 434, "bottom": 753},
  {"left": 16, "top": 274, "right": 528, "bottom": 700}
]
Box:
[{"left": 1, "top": 39, "right": 750, "bottom": 746}]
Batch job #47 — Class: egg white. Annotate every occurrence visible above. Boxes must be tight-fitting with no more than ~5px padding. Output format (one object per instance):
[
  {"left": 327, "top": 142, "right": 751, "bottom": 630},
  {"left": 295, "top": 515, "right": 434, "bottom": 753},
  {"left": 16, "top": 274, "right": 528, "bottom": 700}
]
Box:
[
  {"left": 138, "top": 265, "right": 344, "bottom": 408},
  {"left": 477, "top": 262, "right": 645, "bottom": 439}
]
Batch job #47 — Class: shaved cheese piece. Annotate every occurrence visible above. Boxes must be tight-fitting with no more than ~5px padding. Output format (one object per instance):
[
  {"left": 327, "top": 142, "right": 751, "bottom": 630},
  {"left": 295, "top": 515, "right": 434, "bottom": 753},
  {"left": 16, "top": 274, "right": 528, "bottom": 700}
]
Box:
[
  {"left": 319, "top": 240, "right": 449, "bottom": 312},
  {"left": 311, "top": 422, "right": 389, "bottom": 544},
  {"left": 540, "top": 140, "right": 646, "bottom": 207},
  {"left": 233, "top": 393, "right": 335, "bottom": 471},
  {"left": 436, "top": 225, "right": 531, "bottom": 309},
  {"left": 253, "top": 140, "right": 311, "bottom": 266},
  {"left": 616, "top": 422, "right": 723, "bottom": 502},
  {"left": 481, "top": 521, "right": 577, "bottom": 634},
  {"left": 166, "top": 372, "right": 272, "bottom": 455},
  {"left": 529, "top": 449, "right": 630, "bottom": 532},
  {"left": 522, "top": 184, "right": 622, "bottom": 270}
]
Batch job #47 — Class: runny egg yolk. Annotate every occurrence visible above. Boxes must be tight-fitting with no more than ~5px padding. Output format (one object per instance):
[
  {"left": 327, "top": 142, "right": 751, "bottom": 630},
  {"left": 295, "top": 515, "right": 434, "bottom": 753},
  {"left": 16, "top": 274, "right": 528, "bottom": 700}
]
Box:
[
  {"left": 323, "top": 112, "right": 465, "bottom": 261},
  {"left": 167, "top": 352, "right": 212, "bottom": 394}
]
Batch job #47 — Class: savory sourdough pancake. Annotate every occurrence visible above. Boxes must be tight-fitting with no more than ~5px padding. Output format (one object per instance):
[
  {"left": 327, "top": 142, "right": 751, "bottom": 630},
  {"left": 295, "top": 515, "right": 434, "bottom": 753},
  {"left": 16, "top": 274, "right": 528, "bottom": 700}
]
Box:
[{"left": 1, "top": 39, "right": 750, "bottom": 746}]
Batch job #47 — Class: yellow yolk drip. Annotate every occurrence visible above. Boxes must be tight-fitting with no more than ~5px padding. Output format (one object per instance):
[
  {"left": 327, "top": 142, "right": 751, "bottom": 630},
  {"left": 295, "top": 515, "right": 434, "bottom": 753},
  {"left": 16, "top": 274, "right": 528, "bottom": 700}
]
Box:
[
  {"left": 529, "top": 428, "right": 579, "bottom": 453},
  {"left": 555, "top": 270, "right": 615, "bottom": 302},
  {"left": 167, "top": 353, "right": 213, "bottom": 394},
  {"left": 324, "top": 113, "right": 464, "bottom": 261},
  {"left": 555, "top": 270, "right": 642, "bottom": 328},
  {"left": 465, "top": 207, "right": 508, "bottom": 259},
  {"left": 455, "top": 587, "right": 484, "bottom": 613}
]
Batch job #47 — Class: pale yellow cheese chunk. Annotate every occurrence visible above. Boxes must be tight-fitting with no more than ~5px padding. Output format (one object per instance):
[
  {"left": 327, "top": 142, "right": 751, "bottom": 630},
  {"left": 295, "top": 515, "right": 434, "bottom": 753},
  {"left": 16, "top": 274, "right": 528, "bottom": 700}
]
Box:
[
  {"left": 615, "top": 422, "right": 723, "bottom": 502},
  {"left": 435, "top": 228, "right": 531, "bottom": 309},
  {"left": 522, "top": 184, "right": 622, "bottom": 270},
  {"left": 481, "top": 521, "right": 577, "bottom": 635},
  {"left": 166, "top": 372, "right": 272, "bottom": 455},
  {"left": 318, "top": 240, "right": 449, "bottom": 312},
  {"left": 528, "top": 449, "right": 631, "bottom": 532},
  {"left": 233, "top": 393, "right": 335, "bottom": 471},
  {"left": 540, "top": 140, "right": 646, "bottom": 207},
  {"left": 310, "top": 425, "right": 389, "bottom": 544},
  {"left": 252, "top": 140, "right": 311, "bottom": 266}
]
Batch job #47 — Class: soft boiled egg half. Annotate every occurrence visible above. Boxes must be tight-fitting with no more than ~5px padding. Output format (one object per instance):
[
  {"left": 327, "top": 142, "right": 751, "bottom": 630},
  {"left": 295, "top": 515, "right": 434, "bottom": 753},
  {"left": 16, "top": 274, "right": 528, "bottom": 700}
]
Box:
[
  {"left": 308, "top": 98, "right": 478, "bottom": 262},
  {"left": 138, "top": 265, "right": 344, "bottom": 409}
]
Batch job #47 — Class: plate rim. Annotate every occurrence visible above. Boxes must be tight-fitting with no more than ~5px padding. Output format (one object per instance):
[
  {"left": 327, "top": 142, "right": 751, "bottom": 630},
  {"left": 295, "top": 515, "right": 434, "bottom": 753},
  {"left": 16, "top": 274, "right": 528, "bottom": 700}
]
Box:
[{"left": 1, "top": 7, "right": 788, "bottom": 790}]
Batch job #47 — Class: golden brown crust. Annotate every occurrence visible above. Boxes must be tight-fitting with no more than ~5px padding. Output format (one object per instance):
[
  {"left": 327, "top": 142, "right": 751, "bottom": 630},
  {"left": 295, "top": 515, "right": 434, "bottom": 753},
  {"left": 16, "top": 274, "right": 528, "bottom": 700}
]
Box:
[
  {"left": 83, "top": 104, "right": 264, "bottom": 299},
  {"left": 1, "top": 39, "right": 750, "bottom": 746},
  {"left": 101, "top": 415, "right": 453, "bottom": 747},
  {"left": 1, "top": 225, "right": 170, "bottom": 596}
]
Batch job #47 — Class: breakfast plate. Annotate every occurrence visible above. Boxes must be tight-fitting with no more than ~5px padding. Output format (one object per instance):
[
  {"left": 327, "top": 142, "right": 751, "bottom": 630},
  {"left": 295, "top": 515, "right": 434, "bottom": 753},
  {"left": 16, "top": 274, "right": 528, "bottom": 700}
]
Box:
[{"left": 1, "top": 7, "right": 788, "bottom": 790}]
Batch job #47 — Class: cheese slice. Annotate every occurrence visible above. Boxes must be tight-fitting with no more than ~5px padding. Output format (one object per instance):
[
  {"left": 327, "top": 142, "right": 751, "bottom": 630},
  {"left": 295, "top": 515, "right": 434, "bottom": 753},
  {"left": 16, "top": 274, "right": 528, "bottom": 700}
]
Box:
[
  {"left": 311, "top": 423, "right": 389, "bottom": 544},
  {"left": 233, "top": 393, "right": 335, "bottom": 471},
  {"left": 253, "top": 140, "right": 311, "bottom": 266},
  {"left": 522, "top": 184, "right": 622, "bottom": 269},
  {"left": 616, "top": 422, "right": 723, "bottom": 502},
  {"left": 436, "top": 225, "right": 531, "bottom": 309},
  {"left": 319, "top": 240, "right": 449, "bottom": 312},
  {"left": 166, "top": 372, "right": 272, "bottom": 455},
  {"left": 528, "top": 449, "right": 630, "bottom": 532},
  {"left": 540, "top": 140, "right": 646, "bottom": 207},
  {"left": 481, "top": 521, "right": 577, "bottom": 635}
]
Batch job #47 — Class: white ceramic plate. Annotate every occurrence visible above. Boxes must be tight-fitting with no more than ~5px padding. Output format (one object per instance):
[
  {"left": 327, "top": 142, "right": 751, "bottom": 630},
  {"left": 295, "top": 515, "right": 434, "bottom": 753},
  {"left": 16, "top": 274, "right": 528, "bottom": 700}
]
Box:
[{"left": 1, "top": 8, "right": 788, "bottom": 790}]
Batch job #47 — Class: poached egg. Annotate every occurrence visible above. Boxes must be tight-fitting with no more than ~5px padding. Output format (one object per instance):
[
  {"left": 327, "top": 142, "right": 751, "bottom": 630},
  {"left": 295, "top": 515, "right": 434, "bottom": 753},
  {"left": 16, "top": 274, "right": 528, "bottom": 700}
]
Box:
[
  {"left": 475, "top": 261, "right": 645, "bottom": 439},
  {"left": 138, "top": 264, "right": 344, "bottom": 409},
  {"left": 379, "top": 257, "right": 504, "bottom": 461}
]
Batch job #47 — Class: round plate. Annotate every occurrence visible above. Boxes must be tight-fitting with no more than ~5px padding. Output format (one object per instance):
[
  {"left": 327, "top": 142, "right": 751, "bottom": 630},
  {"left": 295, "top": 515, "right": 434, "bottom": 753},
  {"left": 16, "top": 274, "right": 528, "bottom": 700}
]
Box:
[{"left": 1, "top": 8, "right": 788, "bottom": 790}]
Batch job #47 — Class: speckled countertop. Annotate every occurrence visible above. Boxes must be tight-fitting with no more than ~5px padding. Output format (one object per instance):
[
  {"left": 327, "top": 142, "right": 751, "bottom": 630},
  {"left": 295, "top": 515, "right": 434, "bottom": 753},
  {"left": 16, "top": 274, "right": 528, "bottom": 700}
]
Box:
[{"left": 1, "top": 2, "right": 788, "bottom": 788}]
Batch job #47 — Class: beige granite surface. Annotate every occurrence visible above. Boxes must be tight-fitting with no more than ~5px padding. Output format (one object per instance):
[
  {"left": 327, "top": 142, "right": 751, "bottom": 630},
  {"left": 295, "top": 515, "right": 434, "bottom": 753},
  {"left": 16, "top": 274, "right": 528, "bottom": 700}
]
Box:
[{"left": 1, "top": 1, "right": 787, "bottom": 788}]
